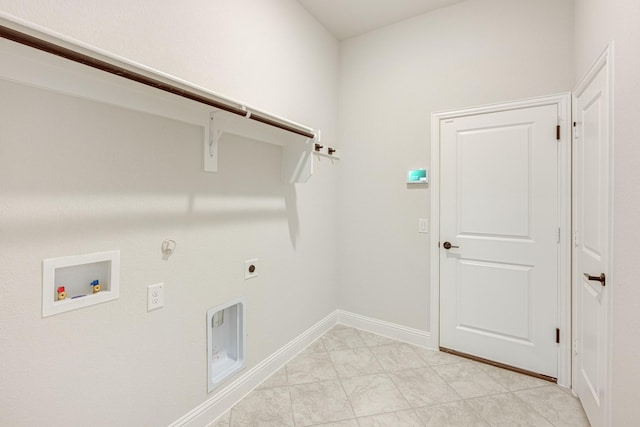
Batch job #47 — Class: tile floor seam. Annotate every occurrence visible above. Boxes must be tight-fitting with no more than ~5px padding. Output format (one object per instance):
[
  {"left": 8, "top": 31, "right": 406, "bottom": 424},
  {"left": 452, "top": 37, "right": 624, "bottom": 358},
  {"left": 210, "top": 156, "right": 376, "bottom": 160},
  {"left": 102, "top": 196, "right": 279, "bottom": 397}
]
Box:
[
  {"left": 424, "top": 361, "right": 467, "bottom": 402},
  {"left": 316, "top": 338, "right": 329, "bottom": 353},
  {"left": 288, "top": 378, "right": 358, "bottom": 426},
  {"left": 387, "top": 368, "right": 459, "bottom": 410},
  {"left": 328, "top": 364, "right": 396, "bottom": 382},
  {"left": 466, "top": 391, "right": 564, "bottom": 427},
  {"left": 508, "top": 389, "right": 564, "bottom": 427},
  {"left": 286, "top": 385, "right": 299, "bottom": 427},
  {"left": 218, "top": 327, "right": 589, "bottom": 427},
  {"left": 458, "top": 397, "right": 495, "bottom": 427},
  {"left": 303, "top": 414, "right": 361, "bottom": 427},
  {"left": 384, "top": 370, "right": 414, "bottom": 413},
  {"left": 349, "top": 333, "right": 425, "bottom": 421},
  {"left": 285, "top": 358, "right": 291, "bottom": 384},
  {"left": 357, "top": 407, "right": 423, "bottom": 426},
  {"left": 327, "top": 344, "right": 361, "bottom": 426}
]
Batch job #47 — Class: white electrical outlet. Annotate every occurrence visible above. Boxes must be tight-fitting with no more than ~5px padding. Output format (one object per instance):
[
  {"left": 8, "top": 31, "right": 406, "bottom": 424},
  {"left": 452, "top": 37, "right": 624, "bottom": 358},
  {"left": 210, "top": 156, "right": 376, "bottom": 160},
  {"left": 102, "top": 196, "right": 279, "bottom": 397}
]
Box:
[
  {"left": 147, "top": 282, "right": 164, "bottom": 311},
  {"left": 244, "top": 259, "right": 259, "bottom": 280}
]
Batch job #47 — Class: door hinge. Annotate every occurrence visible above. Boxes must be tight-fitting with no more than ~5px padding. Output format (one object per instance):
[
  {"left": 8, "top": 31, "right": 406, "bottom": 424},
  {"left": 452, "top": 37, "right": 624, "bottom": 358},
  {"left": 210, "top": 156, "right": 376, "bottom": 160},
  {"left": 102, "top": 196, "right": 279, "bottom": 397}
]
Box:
[
  {"left": 557, "top": 228, "right": 561, "bottom": 243},
  {"left": 573, "top": 338, "right": 579, "bottom": 355},
  {"left": 556, "top": 328, "right": 560, "bottom": 344},
  {"left": 556, "top": 125, "right": 561, "bottom": 140}
]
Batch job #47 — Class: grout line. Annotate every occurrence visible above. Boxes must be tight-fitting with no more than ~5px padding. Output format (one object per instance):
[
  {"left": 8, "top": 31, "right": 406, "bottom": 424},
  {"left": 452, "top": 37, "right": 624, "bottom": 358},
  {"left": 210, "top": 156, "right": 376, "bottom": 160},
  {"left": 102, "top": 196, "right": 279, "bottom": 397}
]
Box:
[
  {"left": 330, "top": 357, "right": 361, "bottom": 425},
  {"left": 284, "top": 385, "right": 297, "bottom": 427},
  {"left": 324, "top": 339, "right": 360, "bottom": 422},
  {"left": 233, "top": 326, "right": 585, "bottom": 427},
  {"left": 461, "top": 399, "right": 493, "bottom": 426},
  {"left": 509, "top": 389, "right": 561, "bottom": 427}
]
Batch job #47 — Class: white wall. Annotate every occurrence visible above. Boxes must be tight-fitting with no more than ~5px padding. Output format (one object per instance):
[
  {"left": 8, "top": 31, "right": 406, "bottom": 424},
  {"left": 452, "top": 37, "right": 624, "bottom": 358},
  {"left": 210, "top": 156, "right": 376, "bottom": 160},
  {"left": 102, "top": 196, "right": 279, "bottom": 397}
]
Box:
[
  {"left": 0, "top": 0, "right": 338, "bottom": 132},
  {"left": 574, "top": 0, "right": 640, "bottom": 424},
  {"left": 6, "top": 0, "right": 639, "bottom": 424},
  {"left": 0, "top": 1, "right": 339, "bottom": 426},
  {"left": 337, "top": 0, "right": 574, "bottom": 331}
]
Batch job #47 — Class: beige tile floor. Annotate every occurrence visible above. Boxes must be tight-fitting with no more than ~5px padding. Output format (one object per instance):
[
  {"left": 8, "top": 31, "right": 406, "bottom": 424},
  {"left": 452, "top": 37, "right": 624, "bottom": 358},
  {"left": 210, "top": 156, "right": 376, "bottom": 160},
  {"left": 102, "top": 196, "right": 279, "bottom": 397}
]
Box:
[{"left": 212, "top": 325, "right": 590, "bottom": 427}]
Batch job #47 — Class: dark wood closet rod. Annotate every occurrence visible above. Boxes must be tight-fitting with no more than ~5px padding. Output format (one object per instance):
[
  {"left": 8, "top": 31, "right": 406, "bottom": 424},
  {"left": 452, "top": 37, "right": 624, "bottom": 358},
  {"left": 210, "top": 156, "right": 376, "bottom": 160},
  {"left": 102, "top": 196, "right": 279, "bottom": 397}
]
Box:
[{"left": 0, "top": 24, "right": 316, "bottom": 139}]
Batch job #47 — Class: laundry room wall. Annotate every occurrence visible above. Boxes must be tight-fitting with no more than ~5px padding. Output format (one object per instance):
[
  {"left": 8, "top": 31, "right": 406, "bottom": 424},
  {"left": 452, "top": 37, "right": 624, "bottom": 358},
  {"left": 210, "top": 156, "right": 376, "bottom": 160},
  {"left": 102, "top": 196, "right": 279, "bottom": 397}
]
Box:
[
  {"left": 337, "top": 0, "right": 574, "bottom": 334},
  {"left": 0, "top": 0, "right": 340, "bottom": 425}
]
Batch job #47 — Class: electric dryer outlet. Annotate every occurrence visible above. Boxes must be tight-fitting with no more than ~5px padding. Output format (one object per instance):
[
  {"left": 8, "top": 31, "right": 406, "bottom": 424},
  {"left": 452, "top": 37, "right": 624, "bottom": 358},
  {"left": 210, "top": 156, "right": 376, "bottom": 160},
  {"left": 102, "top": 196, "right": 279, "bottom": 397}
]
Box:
[{"left": 244, "top": 259, "right": 259, "bottom": 280}]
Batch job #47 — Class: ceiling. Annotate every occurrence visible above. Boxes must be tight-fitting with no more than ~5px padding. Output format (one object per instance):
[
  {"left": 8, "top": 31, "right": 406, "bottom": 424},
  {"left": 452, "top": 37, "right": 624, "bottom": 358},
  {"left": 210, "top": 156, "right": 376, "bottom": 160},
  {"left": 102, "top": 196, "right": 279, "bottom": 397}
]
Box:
[{"left": 298, "top": 0, "right": 466, "bottom": 40}]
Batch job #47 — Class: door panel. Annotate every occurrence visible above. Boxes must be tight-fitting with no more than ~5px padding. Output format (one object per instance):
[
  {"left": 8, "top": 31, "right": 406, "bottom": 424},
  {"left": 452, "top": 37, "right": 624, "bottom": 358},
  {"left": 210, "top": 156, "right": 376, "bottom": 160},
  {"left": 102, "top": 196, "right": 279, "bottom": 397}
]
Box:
[
  {"left": 440, "top": 104, "right": 559, "bottom": 378},
  {"left": 458, "top": 260, "right": 532, "bottom": 341},
  {"left": 574, "top": 49, "right": 611, "bottom": 427},
  {"left": 458, "top": 125, "right": 532, "bottom": 238}
]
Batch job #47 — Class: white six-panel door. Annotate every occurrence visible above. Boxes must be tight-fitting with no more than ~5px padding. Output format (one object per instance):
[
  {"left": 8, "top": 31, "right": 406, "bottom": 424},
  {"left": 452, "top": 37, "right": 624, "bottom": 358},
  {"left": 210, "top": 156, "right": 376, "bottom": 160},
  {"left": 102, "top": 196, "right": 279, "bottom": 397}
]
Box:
[{"left": 439, "top": 103, "right": 562, "bottom": 378}]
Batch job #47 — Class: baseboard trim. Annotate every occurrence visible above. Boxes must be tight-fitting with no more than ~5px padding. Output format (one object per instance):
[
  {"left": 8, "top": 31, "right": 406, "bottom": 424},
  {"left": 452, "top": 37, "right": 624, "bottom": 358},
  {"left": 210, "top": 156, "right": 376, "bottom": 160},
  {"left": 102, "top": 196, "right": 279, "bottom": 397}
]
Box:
[
  {"left": 336, "top": 310, "right": 433, "bottom": 349},
  {"left": 169, "top": 310, "right": 338, "bottom": 427},
  {"left": 171, "top": 310, "right": 433, "bottom": 426}
]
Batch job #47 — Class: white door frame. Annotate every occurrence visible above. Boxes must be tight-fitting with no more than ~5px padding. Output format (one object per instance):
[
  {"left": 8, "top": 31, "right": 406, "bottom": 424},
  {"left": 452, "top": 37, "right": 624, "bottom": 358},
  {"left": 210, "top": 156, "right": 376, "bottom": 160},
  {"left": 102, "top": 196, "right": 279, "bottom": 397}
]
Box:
[{"left": 430, "top": 93, "right": 572, "bottom": 387}]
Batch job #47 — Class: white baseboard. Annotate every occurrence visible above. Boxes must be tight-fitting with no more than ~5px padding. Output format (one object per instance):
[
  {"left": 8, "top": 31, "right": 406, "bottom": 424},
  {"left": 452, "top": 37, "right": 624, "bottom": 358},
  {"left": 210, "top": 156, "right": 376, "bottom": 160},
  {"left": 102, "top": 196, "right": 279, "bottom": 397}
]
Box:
[
  {"left": 336, "top": 310, "right": 433, "bottom": 349},
  {"left": 169, "top": 310, "right": 338, "bottom": 427},
  {"left": 170, "top": 309, "right": 434, "bottom": 426}
]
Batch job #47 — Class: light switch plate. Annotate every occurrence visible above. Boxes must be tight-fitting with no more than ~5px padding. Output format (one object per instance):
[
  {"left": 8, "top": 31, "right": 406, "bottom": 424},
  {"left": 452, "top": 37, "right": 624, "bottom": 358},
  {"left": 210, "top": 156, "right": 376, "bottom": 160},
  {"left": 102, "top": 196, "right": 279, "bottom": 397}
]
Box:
[{"left": 419, "top": 218, "right": 429, "bottom": 233}]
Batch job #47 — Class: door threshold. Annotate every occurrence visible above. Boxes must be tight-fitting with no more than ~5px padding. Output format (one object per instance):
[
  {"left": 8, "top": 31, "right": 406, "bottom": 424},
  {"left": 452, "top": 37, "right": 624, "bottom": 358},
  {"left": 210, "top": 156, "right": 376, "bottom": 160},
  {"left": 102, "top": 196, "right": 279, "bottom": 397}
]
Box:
[{"left": 439, "top": 347, "right": 557, "bottom": 383}]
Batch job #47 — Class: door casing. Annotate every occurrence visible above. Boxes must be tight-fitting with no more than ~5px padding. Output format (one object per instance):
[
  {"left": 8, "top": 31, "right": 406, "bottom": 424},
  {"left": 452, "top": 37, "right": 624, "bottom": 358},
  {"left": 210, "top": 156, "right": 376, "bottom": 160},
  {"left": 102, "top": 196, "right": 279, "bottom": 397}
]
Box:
[{"left": 430, "top": 93, "right": 572, "bottom": 387}]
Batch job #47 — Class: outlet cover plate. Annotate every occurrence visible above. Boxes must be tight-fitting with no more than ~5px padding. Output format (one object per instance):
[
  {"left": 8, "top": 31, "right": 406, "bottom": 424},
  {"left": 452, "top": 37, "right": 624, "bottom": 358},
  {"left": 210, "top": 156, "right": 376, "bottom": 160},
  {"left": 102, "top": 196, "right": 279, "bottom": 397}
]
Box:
[{"left": 147, "top": 282, "right": 164, "bottom": 311}]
